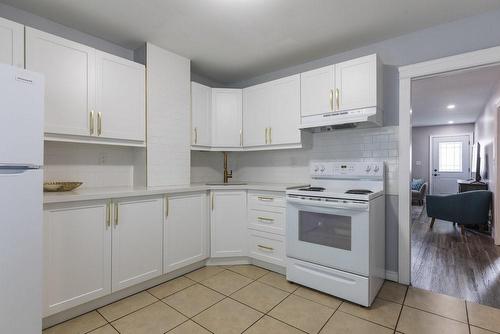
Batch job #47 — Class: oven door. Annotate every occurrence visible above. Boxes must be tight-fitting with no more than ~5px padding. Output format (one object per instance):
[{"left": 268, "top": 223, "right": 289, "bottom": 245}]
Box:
[{"left": 286, "top": 196, "right": 370, "bottom": 276}]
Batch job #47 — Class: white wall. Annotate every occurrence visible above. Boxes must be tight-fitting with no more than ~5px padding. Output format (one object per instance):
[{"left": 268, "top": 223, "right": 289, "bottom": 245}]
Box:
[
  {"left": 44, "top": 142, "right": 144, "bottom": 189},
  {"left": 412, "top": 123, "right": 475, "bottom": 183},
  {"left": 475, "top": 80, "right": 500, "bottom": 243}
]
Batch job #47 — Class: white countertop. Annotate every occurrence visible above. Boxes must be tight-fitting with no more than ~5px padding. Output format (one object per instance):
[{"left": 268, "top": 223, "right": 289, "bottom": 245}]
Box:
[{"left": 43, "top": 182, "right": 308, "bottom": 204}]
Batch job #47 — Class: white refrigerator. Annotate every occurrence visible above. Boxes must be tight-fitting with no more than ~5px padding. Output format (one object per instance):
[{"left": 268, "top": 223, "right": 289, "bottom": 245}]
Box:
[{"left": 0, "top": 64, "right": 44, "bottom": 333}]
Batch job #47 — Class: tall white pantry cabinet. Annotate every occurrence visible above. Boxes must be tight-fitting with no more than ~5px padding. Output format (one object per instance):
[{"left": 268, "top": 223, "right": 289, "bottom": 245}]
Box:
[{"left": 0, "top": 17, "right": 24, "bottom": 67}]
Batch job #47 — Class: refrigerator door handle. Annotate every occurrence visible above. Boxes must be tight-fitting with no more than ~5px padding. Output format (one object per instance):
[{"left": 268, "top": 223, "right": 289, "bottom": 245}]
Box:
[{"left": 0, "top": 163, "right": 42, "bottom": 169}]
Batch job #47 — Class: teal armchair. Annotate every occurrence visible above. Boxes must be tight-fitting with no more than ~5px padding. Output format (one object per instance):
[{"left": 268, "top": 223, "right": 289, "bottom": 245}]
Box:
[{"left": 426, "top": 190, "right": 492, "bottom": 234}]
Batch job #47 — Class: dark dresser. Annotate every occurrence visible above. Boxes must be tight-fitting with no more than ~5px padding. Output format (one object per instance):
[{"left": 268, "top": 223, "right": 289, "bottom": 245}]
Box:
[{"left": 457, "top": 179, "right": 488, "bottom": 193}]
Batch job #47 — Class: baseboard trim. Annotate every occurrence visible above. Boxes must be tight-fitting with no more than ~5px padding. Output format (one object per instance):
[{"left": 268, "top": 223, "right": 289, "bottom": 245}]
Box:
[{"left": 385, "top": 270, "right": 399, "bottom": 282}]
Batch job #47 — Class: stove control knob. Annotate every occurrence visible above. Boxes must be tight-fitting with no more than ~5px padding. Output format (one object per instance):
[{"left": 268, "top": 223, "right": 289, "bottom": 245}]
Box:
[
  {"left": 314, "top": 165, "right": 319, "bottom": 172},
  {"left": 365, "top": 165, "right": 371, "bottom": 172},
  {"left": 374, "top": 165, "right": 380, "bottom": 173},
  {"left": 320, "top": 165, "right": 325, "bottom": 173}
]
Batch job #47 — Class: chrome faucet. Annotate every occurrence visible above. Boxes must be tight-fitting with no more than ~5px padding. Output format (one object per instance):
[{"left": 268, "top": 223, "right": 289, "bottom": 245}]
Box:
[{"left": 223, "top": 152, "right": 233, "bottom": 184}]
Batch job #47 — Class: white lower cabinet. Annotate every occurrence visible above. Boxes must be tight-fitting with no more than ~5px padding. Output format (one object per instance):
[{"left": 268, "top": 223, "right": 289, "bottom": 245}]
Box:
[
  {"left": 210, "top": 190, "right": 247, "bottom": 257},
  {"left": 112, "top": 197, "right": 163, "bottom": 292},
  {"left": 164, "top": 192, "right": 209, "bottom": 273},
  {"left": 43, "top": 201, "right": 111, "bottom": 316}
]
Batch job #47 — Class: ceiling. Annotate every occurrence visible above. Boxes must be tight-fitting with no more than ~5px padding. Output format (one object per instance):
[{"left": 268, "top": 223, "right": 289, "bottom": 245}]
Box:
[
  {"left": 2, "top": 0, "right": 500, "bottom": 84},
  {"left": 411, "top": 65, "right": 500, "bottom": 127}
]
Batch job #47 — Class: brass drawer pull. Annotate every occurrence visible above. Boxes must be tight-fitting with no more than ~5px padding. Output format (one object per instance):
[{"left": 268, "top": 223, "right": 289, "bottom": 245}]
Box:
[
  {"left": 329, "top": 89, "right": 334, "bottom": 111},
  {"left": 257, "top": 244, "right": 274, "bottom": 251},
  {"left": 258, "top": 196, "right": 274, "bottom": 201},
  {"left": 257, "top": 217, "right": 274, "bottom": 222},
  {"left": 105, "top": 202, "right": 111, "bottom": 228},
  {"left": 335, "top": 88, "right": 340, "bottom": 110},
  {"left": 89, "top": 110, "right": 95, "bottom": 135}
]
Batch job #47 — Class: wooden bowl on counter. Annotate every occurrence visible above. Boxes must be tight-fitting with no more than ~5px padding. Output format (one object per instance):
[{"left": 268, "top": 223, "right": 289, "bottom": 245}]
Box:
[{"left": 43, "top": 182, "right": 83, "bottom": 192}]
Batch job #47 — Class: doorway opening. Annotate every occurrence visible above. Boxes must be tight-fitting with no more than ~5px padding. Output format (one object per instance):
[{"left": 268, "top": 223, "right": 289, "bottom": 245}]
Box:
[{"left": 408, "top": 64, "right": 500, "bottom": 307}]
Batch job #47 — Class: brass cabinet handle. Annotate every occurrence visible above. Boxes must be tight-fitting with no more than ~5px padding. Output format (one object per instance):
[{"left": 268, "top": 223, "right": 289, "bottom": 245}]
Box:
[
  {"left": 269, "top": 127, "right": 272, "bottom": 144},
  {"left": 257, "top": 216, "right": 274, "bottom": 222},
  {"left": 258, "top": 196, "right": 274, "bottom": 201},
  {"left": 105, "top": 202, "right": 111, "bottom": 228},
  {"left": 165, "top": 195, "right": 169, "bottom": 218},
  {"left": 335, "top": 88, "right": 340, "bottom": 110},
  {"left": 97, "top": 112, "right": 102, "bottom": 136},
  {"left": 114, "top": 202, "right": 119, "bottom": 227},
  {"left": 211, "top": 192, "right": 215, "bottom": 211},
  {"left": 265, "top": 128, "right": 268, "bottom": 144},
  {"left": 257, "top": 244, "right": 274, "bottom": 251},
  {"left": 240, "top": 129, "right": 243, "bottom": 146},
  {"left": 329, "top": 89, "right": 334, "bottom": 111},
  {"left": 89, "top": 110, "right": 95, "bottom": 135},
  {"left": 194, "top": 127, "right": 198, "bottom": 144}
]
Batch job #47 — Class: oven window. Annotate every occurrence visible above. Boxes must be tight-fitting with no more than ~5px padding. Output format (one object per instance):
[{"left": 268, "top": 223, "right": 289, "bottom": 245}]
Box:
[{"left": 298, "top": 211, "right": 352, "bottom": 251}]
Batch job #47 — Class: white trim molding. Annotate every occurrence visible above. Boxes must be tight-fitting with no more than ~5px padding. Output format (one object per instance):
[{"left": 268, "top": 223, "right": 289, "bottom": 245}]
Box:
[{"left": 398, "top": 45, "right": 500, "bottom": 285}]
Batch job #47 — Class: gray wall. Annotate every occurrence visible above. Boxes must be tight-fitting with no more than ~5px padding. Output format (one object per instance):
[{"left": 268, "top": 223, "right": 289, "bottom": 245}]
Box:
[
  {"left": 412, "top": 124, "right": 475, "bottom": 183},
  {"left": 226, "top": 9, "right": 500, "bottom": 127}
]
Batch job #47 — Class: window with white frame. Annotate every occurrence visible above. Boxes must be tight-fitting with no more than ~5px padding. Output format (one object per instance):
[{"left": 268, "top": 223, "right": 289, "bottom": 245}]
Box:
[{"left": 438, "top": 141, "right": 462, "bottom": 172}]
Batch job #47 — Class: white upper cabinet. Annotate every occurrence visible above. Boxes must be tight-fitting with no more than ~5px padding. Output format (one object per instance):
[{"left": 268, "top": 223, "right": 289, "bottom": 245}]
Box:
[
  {"left": 26, "top": 27, "right": 146, "bottom": 146},
  {"left": 269, "top": 74, "right": 301, "bottom": 146},
  {"left": 111, "top": 197, "right": 163, "bottom": 292},
  {"left": 335, "top": 54, "right": 378, "bottom": 111},
  {"left": 0, "top": 17, "right": 24, "bottom": 67},
  {"left": 191, "top": 82, "right": 212, "bottom": 147},
  {"left": 243, "top": 83, "right": 270, "bottom": 147},
  {"left": 211, "top": 89, "right": 243, "bottom": 149},
  {"left": 210, "top": 190, "right": 247, "bottom": 258},
  {"left": 43, "top": 201, "right": 111, "bottom": 316},
  {"left": 300, "top": 65, "right": 335, "bottom": 117},
  {"left": 96, "top": 51, "right": 145, "bottom": 142},
  {"left": 164, "top": 192, "right": 209, "bottom": 273},
  {"left": 243, "top": 74, "right": 301, "bottom": 149},
  {"left": 26, "top": 27, "right": 95, "bottom": 137}
]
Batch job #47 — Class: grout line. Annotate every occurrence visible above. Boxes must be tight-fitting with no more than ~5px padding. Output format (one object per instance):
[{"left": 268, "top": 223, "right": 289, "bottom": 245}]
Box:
[
  {"left": 393, "top": 285, "right": 410, "bottom": 331},
  {"left": 401, "top": 304, "right": 469, "bottom": 325},
  {"left": 465, "top": 301, "right": 471, "bottom": 334}
]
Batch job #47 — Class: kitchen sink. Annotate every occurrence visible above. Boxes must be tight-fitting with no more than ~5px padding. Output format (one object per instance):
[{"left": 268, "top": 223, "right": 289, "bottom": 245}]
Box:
[{"left": 205, "top": 182, "right": 248, "bottom": 186}]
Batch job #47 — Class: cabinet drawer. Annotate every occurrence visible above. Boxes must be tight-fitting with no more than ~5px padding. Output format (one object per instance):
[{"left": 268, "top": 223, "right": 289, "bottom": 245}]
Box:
[
  {"left": 248, "top": 191, "right": 285, "bottom": 209},
  {"left": 248, "top": 209, "right": 284, "bottom": 235},
  {"left": 248, "top": 230, "right": 285, "bottom": 267}
]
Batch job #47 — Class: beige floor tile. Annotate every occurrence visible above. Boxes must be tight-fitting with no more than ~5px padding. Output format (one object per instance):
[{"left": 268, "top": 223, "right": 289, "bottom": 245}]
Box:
[
  {"left": 148, "top": 276, "right": 196, "bottom": 299},
  {"left": 467, "top": 301, "right": 500, "bottom": 333},
  {"left": 227, "top": 265, "right": 269, "bottom": 279},
  {"left": 231, "top": 281, "right": 289, "bottom": 312},
  {"left": 377, "top": 281, "right": 407, "bottom": 304},
  {"left": 43, "top": 311, "right": 107, "bottom": 334},
  {"left": 396, "top": 306, "right": 469, "bottom": 334},
  {"left": 294, "top": 286, "right": 342, "bottom": 309},
  {"left": 320, "top": 311, "right": 393, "bottom": 334},
  {"left": 470, "top": 326, "right": 497, "bottom": 334},
  {"left": 111, "top": 301, "right": 187, "bottom": 334},
  {"left": 167, "top": 320, "right": 211, "bottom": 334},
  {"left": 98, "top": 291, "right": 157, "bottom": 321},
  {"left": 163, "top": 284, "right": 225, "bottom": 317},
  {"left": 193, "top": 298, "right": 263, "bottom": 334},
  {"left": 185, "top": 266, "right": 226, "bottom": 282},
  {"left": 88, "top": 324, "right": 119, "bottom": 334},
  {"left": 339, "top": 298, "right": 401, "bottom": 329},
  {"left": 269, "top": 294, "right": 334, "bottom": 333},
  {"left": 257, "top": 272, "right": 298, "bottom": 293},
  {"left": 201, "top": 270, "right": 252, "bottom": 295},
  {"left": 404, "top": 287, "right": 467, "bottom": 322},
  {"left": 244, "top": 315, "right": 304, "bottom": 334}
]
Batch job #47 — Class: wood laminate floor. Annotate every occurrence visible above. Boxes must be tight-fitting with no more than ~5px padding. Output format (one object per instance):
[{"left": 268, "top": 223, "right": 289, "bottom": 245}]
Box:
[{"left": 411, "top": 204, "right": 500, "bottom": 308}]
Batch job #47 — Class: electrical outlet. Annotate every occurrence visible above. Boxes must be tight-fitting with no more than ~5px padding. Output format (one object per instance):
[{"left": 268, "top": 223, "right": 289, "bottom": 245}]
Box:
[{"left": 98, "top": 152, "right": 107, "bottom": 165}]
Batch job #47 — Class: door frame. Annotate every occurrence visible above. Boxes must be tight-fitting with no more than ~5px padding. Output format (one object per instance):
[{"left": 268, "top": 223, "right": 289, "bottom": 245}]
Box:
[
  {"left": 428, "top": 133, "right": 473, "bottom": 195},
  {"left": 398, "top": 45, "right": 500, "bottom": 285}
]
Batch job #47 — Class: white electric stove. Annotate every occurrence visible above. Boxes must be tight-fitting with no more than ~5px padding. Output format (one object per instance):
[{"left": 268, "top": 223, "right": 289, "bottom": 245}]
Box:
[{"left": 286, "top": 161, "right": 386, "bottom": 307}]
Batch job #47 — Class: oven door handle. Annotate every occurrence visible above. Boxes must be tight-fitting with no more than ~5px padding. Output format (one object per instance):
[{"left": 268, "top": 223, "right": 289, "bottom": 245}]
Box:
[{"left": 286, "top": 196, "right": 369, "bottom": 211}]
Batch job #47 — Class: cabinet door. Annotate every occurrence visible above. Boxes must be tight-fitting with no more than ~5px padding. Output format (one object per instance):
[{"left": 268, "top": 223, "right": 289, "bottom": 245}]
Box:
[
  {"left": 0, "top": 17, "right": 24, "bottom": 67},
  {"left": 211, "top": 89, "right": 242, "bottom": 148},
  {"left": 335, "top": 54, "right": 377, "bottom": 111},
  {"left": 112, "top": 197, "right": 163, "bottom": 292},
  {"left": 165, "top": 192, "right": 208, "bottom": 273},
  {"left": 211, "top": 190, "right": 247, "bottom": 257},
  {"left": 191, "top": 82, "right": 212, "bottom": 147},
  {"left": 243, "top": 84, "right": 270, "bottom": 147},
  {"left": 26, "top": 27, "right": 95, "bottom": 137},
  {"left": 300, "top": 65, "right": 334, "bottom": 117},
  {"left": 269, "top": 74, "right": 301, "bottom": 145},
  {"left": 43, "top": 201, "right": 111, "bottom": 316},
  {"left": 96, "top": 51, "right": 145, "bottom": 142}
]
